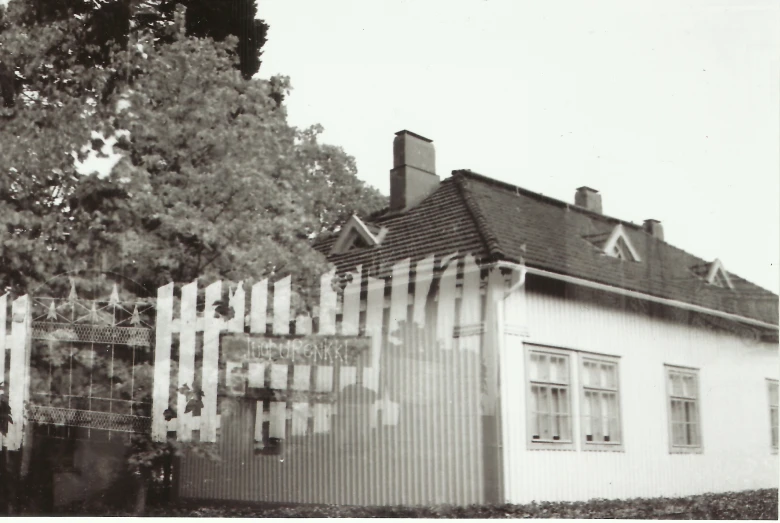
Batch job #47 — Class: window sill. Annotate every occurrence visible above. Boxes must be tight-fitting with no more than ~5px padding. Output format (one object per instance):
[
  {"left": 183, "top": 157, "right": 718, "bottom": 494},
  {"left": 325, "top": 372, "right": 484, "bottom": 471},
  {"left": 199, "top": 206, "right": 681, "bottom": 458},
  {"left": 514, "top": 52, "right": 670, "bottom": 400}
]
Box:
[
  {"left": 528, "top": 440, "right": 576, "bottom": 451},
  {"left": 669, "top": 446, "right": 703, "bottom": 454},
  {"left": 583, "top": 443, "right": 624, "bottom": 452}
]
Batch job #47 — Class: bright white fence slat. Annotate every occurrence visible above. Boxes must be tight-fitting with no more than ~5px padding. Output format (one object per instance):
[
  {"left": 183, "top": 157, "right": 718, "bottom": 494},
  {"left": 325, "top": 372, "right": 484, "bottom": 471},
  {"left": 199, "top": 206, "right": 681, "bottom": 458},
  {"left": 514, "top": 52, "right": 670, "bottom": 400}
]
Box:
[{"left": 152, "top": 283, "right": 173, "bottom": 441}]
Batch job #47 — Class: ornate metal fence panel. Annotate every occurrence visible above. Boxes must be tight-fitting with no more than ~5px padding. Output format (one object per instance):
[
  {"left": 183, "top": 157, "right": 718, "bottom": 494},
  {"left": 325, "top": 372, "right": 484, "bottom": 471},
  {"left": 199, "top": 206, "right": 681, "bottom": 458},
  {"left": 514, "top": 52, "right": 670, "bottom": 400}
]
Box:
[{"left": 24, "top": 280, "right": 155, "bottom": 438}]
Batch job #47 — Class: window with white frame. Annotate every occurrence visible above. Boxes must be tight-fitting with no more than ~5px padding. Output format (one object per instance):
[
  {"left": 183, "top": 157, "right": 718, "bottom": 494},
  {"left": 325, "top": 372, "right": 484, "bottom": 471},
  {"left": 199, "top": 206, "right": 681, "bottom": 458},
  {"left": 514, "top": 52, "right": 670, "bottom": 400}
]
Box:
[
  {"left": 768, "top": 379, "right": 778, "bottom": 452},
  {"left": 665, "top": 365, "right": 702, "bottom": 453},
  {"left": 527, "top": 348, "right": 572, "bottom": 446},
  {"left": 581, "top": 356, "right": 622, "bottom": 448}
]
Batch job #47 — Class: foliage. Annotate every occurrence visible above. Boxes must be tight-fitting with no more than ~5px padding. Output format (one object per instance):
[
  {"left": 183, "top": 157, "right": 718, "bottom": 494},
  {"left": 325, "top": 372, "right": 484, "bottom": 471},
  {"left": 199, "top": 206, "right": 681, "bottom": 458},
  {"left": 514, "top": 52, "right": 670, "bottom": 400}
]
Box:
[
  {"left": 0, "top": 0, "right": 267, "bottom": 80},
  {"left": 58, "top": 488, "right": 780, "bottom": 518},
  {"left": 0, "top": 0, "right": 385, "bottom": 514},
  {"left": 0, "top": 0, "right": 386, "bottom": 297}
]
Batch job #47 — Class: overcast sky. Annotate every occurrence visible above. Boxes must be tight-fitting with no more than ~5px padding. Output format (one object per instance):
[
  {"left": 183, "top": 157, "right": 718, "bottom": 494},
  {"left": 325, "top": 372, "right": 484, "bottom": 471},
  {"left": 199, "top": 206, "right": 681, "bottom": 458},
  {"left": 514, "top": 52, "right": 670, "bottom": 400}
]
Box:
[
  {"left": 2, "top": 0, "right": 776, "bottom": 292},
  {"left": 258, "top": 0, "right": 779, "bottom": 293}
]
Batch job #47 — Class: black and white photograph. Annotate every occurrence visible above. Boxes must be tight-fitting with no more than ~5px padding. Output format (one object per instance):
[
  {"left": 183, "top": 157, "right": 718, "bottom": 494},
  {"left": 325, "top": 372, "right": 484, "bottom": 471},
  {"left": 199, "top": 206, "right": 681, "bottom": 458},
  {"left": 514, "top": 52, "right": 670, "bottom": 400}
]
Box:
[{"left": 0, "top": 0, "right": 777, "bottom": 517}]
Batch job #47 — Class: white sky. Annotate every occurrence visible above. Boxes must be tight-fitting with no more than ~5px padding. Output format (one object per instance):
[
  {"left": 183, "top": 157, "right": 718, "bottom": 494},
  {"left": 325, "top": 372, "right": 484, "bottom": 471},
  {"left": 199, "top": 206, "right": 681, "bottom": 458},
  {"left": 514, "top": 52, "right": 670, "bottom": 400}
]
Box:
[
  {"left": 2, "top": 0, "right": 775, "bottom": 292},
  {"left": 258, "top": 0, "right": 780, "bottom": 294}
]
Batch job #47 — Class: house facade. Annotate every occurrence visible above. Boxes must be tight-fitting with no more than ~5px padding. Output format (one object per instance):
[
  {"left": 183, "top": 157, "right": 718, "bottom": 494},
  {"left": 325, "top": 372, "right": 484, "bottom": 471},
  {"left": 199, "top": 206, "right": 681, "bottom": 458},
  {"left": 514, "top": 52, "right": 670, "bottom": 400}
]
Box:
[{"left": 174, "top": 130, "right": 778, "bottom": 505}]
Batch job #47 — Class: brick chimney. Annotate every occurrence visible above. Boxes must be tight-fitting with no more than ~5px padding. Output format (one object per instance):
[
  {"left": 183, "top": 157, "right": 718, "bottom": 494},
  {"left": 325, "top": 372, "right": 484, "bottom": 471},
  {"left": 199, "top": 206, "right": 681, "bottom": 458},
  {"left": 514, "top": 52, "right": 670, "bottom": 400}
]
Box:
[
  {"left": 390, "top": 130, "right": 439, "bottom": 212},
  {"left": 643, "top": 219, "right": 664, "bottom": 240},
  {"left": 575, "top": 186, "right": 602, "bottom": 214}
]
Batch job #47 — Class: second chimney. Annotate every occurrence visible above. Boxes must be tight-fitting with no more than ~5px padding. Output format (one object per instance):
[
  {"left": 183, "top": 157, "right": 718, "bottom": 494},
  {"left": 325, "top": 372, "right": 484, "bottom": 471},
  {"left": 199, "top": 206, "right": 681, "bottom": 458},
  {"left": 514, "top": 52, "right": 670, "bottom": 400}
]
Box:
[
  {"left": 575, "top": 186, "right": 603, "bottom": 214},
  {"left": 390, "top": 130, "right": 439, "bottom": 212},
  {"left": 643, "top": 219, "right": 664, "bottom": 241}
]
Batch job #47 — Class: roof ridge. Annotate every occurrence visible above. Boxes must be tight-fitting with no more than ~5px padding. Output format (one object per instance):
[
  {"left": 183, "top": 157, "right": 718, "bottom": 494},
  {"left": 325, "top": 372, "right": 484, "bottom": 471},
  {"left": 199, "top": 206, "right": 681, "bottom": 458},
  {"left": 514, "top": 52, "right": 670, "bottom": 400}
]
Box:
[
  {"left": 453, "top": 173, "right": 511, "bottom": 262},
  {"left": 453, "top": 169, "right": 642, "bottom": 230}
]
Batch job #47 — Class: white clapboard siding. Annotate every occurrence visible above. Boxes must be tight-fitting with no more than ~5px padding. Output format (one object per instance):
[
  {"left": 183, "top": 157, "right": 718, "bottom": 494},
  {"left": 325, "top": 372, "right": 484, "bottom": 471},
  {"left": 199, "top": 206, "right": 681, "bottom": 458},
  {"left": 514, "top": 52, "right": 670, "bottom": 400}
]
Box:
[
  {"left": 437, "top": 255, "right": 459, "bottom": 350},
  {"left": 458, "top": 255, "right": 482, "bottom": 352},
  {"left": 481, "top": 268, "right": 505, "bottom": 416},
  {"left": 7, "top": 295, "right": 30, "bottom": 450},
  {"left": 152, "top": 283, "right": 174, "bottom": 441},
  {"left": 177, "top": 281, "right": 198, "bottom": 442}
]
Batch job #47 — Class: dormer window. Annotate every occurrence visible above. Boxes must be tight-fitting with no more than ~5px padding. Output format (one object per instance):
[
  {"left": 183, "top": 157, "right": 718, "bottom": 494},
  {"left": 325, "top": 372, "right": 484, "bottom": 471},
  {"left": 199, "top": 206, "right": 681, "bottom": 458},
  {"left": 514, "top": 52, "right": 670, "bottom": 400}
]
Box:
[
  {"left": 343, "top": 230, "right": 371, "bottom": 252},
  {"left": 330, "top": 215, "right": 387, "bottom": 255},
  {"left": 603, "top": 224, "right": 641, "bottom": 262},
  {"left": 690, "top": 258, "right": 734, "bottom": 289},
  {"left": 705, "top": 259, "right": 733, "bottom": 289}
]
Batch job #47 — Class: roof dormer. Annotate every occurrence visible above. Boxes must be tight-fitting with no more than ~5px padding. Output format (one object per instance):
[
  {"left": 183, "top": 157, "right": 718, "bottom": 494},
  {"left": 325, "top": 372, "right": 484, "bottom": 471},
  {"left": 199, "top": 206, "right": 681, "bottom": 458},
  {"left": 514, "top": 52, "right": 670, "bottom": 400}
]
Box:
[
  {"left": 603, "top": 224, "right": 641, "bottom": 262},
  {"left": 330, "top": 215, "right": 387, "bottom": 255},
  {"left": 690, "top": 258, "right": 734, "bottom": 289},
  {"left": 704, "top": 259, "right": 733, "bottom": 289}
]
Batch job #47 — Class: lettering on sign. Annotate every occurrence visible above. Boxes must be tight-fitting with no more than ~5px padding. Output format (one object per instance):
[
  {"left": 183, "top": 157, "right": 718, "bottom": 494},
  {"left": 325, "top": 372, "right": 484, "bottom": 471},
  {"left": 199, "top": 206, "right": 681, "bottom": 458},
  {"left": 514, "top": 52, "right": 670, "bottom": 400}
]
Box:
[{"left": 221, "top": 333, "right": 371, "bottom": 366}]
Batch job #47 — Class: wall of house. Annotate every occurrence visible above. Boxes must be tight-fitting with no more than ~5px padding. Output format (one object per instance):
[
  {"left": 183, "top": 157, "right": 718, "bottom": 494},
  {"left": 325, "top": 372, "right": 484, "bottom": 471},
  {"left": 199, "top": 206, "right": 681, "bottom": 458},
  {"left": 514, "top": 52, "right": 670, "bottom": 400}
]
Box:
[
  {"left": 176, "top": 255, "right": 491, "bottom": 506},
  {"left": 499, "top": 280, "right": 779, "bottom": 504}
]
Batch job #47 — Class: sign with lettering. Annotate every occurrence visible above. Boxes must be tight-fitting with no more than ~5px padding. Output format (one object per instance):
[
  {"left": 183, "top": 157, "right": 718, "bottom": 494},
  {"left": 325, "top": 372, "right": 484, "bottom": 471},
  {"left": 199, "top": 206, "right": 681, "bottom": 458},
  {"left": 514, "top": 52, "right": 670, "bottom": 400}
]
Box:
[{"left": 221, "top": 333, "right": 371, "bottom": 366}]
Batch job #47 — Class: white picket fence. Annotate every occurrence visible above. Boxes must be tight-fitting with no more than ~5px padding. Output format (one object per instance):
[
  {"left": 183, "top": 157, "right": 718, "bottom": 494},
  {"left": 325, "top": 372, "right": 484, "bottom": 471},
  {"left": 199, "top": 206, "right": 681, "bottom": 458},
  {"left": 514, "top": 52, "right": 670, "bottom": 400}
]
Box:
[
  {"left": 0, "top": 294, "right": 31, "bottom": 450},
  {"left": 0, "top": 253, "right": 490, "bottom": 451},
  {"left": 151, "top": 253, "right": 485, "bottom": 445}
]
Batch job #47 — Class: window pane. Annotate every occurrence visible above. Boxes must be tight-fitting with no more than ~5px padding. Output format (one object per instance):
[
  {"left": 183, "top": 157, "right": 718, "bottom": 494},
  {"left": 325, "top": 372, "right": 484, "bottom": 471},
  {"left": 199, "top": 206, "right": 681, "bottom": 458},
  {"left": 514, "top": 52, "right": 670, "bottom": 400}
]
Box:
[
  {"left": 530, "top": 353, "right": 541, "bottom": 381},
  {"left": 550, "top": 356, "right": 567, "bottom": 383},
  {"left": 672, "top": 422, "right": 684, "bottom": 445},
  {"left": 559, "top": 413, "right": 571, "bottom": 440},
  {"left": 601, "top": 363, "right": 616, "bottom": 389},
  {"left": 685, "top": 400, "right": 698, "bottom": 425},
  {"left": 671, "top": 400, "right": 684, "bottom": 423},
  {"left": 771, "top": 407, "right": 778, "bottom": 448},
  {"left": 539, "top": 386, "right": 549, "bottom": 414},
  {"left": 608, "top": 416, "right": 620, "bottom": 443},
  {"left": 583, "top": 391, "right": 593, "bottom": 438},
  {"left": 540, "top": 412, "right": 551, "bottom": 440},
  {"left": 683, "top": 376, "right": 696, "bottom": 398},
  {"left": 670, "top": 374, "right": 683, "bottom": 396},
  {"left": 601, "top": 392, "right": 613, "bottom": 438},
  {"left": 583, "top": 362, "right": 595, "bottom": 387},
  {"left": 689, "top": 420, "right": 699, "bottom": 446},
  {"left": 557, "top": 387, "right": 569, "bottom": 414},
  {"left": 549, "top": 356, "right": 558, "bottom": 382}
]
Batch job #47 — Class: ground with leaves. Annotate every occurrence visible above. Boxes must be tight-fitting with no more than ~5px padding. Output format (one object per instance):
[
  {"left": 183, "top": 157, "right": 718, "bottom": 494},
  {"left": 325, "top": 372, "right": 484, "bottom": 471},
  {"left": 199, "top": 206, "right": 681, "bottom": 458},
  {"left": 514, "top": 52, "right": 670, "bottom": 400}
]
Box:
[{"left": 55, "top": 488, "right": 778, "bottom": 519}]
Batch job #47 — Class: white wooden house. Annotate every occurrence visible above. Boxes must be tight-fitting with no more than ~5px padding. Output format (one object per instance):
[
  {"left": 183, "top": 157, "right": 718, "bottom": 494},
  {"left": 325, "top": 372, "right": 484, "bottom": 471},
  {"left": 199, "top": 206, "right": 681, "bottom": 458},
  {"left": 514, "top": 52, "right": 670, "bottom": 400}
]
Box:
[
  {"left": 4, "top": 131, "right": 775, "bottom": 508},
  {"left": 173, "top": 130, "right": 779, "bottom": 505}
]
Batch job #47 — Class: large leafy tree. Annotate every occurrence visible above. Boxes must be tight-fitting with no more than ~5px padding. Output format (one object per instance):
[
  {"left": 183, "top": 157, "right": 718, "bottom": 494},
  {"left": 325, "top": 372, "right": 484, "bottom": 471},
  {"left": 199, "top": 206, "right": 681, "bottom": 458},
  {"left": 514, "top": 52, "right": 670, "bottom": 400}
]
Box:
[
  {"left": 0, "top": 0, "right": 385, "bottom": 296},
  {"left": 0, "top": 0, "right": 385, "bottom": 513},
  {"left": 1, "top": 0, "right": 267, "bottom": 80}
]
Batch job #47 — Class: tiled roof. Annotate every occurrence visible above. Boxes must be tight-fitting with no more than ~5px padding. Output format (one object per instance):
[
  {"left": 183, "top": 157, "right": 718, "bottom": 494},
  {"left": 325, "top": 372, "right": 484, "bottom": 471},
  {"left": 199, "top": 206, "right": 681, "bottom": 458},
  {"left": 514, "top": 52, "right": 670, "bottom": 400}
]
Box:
[
  {"left": 314, "top": 170, "right": 778, "bottom": 326},
  {"left": 316, "top": 178, "right": 490, "bottom": 275}
]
